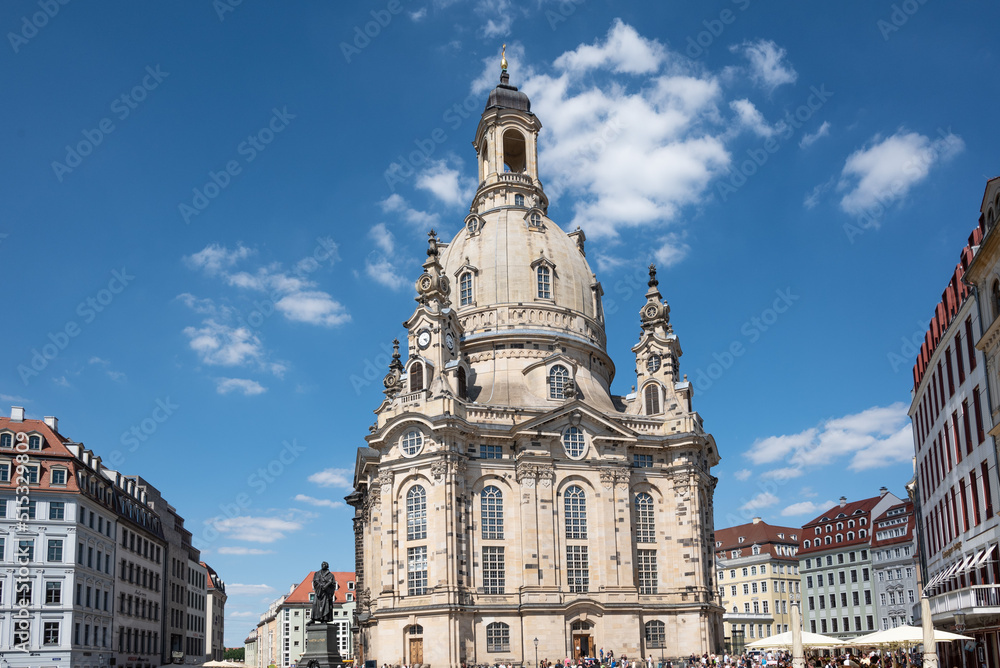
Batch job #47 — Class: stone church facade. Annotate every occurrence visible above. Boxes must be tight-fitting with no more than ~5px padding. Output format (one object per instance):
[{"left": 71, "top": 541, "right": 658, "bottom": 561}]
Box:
[{"left": 349, "top": 65, "right": 723, "bottom": 667}]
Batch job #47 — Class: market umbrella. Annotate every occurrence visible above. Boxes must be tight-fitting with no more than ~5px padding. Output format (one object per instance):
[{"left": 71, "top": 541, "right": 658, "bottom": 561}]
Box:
[
  {"left": 746, "top": 630, "right": 848, "bottom": 649},
  {"left": 848, "top": 624, "right": 973, "bottom": 646}
]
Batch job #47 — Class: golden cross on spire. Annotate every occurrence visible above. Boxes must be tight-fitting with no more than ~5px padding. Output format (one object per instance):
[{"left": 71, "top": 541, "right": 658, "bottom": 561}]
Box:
[{"left": 501, "top": 44, "right": 507, "bottom": 71}]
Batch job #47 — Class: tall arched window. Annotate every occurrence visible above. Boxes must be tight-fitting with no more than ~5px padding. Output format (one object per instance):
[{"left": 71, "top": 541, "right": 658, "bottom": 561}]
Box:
[
  {"left": 409, "top": 362, "right": 423, "bottom": 392},
  {"left": 644, "top": 620, "right": 665, "bottom": 649},
  {"left": 459, "top": 272, "right": 473, "bottom": 306},
  {"left": 549, "top": 365, "right": 568, "bottom": 399},
  {"left": 634, "top": 492, "right": 655, "bottom": 543},
  {"left": 565, "top": 485, "right": 587, "bottom": 539},
  {"left": 457, "top": 367, "right": 467, "bottom": 399},
  {"left": 486, "top": 622, "right": 510, "bottom": 652},
  {"left": 406, "top": 486, "right": 427, "bottom": 540},
  {"left": 537, "top": 266, "right": 551, "bottom": 299},
  {"left": 481, "top": 486, "right": 503, "bottom": 540},
  {"left": 644, "top": 384, "right": 660, "bottom": 415}
]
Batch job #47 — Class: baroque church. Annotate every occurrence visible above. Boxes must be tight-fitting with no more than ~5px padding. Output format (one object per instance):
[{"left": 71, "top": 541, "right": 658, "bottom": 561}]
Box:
[{"left": 349, "top": 60, "right": 723, "bottom": 667}]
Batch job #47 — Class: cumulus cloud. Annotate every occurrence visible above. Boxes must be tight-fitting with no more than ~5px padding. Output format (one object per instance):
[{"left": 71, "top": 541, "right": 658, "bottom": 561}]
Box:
[
  {"left": 740, "top": 492, "right": 779, "bottom": 511},
  {"left": 218, "top": 547, "right": 275, "bottom": 555},
  {"left": 731, "top": 39, "right": 797, "bottom": 93},
  {"left": 364, "top": 224, "right": 409, "bottom": 290},
  {"left": 733, "top": 469, "right": 752, "bottom": 481},
  {"left": 184, "top": 243, "right": 255, "bottom": 275},
  {"left": 294, "top": 494, "right": 344, "bottom": 509},
  {"left": 554, "top": 18, "right": 666, "bottom": 74},
  {"left": 730, "top": 99, "right": 784, "bottom": 138},
  {"left": 227, "top": 583, "right": 277, "bottom": 596},
  {"left": 837, "top": 129, "right": 964, "bottom": 218},
  {"left": 745, "top": 403, "right": 913, "bottom": 472},
  {"left": 781, "top": 500, "right": 837, "bottom": 518},
  {"left": 208, "top": 515, "right": 303, "bottom": 543},
  {"left": 380, "top": 194, "right": 440, "bottom": 228},
  {"left": 799, "top": 121, "right": 831, "bottom": 148},
  {"left": 416, "top": 160, "right": 474, "bottom": 207},
  {"left": 760, "top": 467, "right": 803, "bottom": 481},
  {"left": 215, "top": 377, "right": 267, "bottom": 396},
  {"left": 308, "top": 467, "right": 354, "bottom": 490}
]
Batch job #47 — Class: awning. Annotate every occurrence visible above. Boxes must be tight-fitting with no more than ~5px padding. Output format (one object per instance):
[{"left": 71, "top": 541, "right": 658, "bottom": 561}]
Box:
[{"left": 976, "top": 544, "right": 996, "bottom": 567}]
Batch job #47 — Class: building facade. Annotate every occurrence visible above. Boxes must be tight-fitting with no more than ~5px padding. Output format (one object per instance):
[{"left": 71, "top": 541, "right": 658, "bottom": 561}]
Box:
[
  {"left": 798, "top": 491, "right": 902, "bottom": 640},
  {"left": 914, "top": 178, "right": 1000, "bottom": 667},
  {"left": 715, "top": 518, "right": 801, "bottom": 650},
  {"left": 350, "top": 62, "right": 723, "bottom": 668},
  {"left": 203, "top": 561, "right": 227, "bottom": 661},
  {"left": 869, "top": 500, "right": 918, "bottom": 631}
]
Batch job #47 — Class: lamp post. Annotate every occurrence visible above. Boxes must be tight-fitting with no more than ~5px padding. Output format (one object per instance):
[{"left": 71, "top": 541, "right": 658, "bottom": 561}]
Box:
[
  {"left": 954, "top": 612, "right": 967, "bottom": 668},
  {"left": 534, "top": 637, "right": 539, "bottom": 668}
]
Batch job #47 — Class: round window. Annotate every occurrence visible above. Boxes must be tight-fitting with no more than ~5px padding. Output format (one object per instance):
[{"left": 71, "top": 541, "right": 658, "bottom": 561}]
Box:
[
  {"left": 562, "top": 426, "right": 586, "bottom": 458},
  {"left": 401, "top": 430, "right": 424, "bottom": 456}
]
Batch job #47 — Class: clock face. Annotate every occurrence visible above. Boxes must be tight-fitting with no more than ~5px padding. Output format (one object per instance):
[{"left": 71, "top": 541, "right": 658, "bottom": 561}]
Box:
[
  {"left": 417, "top": 330, "right": 431, "bottom": 349},
  {"left": 647, "top": 355, "right": 661, "bottom": 373},
  {"left": 644, "top": 304, "right": 659, "bottom": 319},
  {"left": 445, "top": 333, "right": 455, "bottom": 351}
]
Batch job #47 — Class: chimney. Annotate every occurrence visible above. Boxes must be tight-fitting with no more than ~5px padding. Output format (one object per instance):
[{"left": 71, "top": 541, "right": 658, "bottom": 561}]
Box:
[
  {"left": 43, "top": 416, "right": 58, "bottom": 432},
  {"left": 839, "top": 496, "right": 847, "bottom": 507},
  {"left": 879, "top": 486, "right": 888, "bottom": 497},
  {"left": 752, "top": 517, "right": 762, "bottom": 524},
  {"left": 10, "top": 406, "right": 24, "bottom": 422}
]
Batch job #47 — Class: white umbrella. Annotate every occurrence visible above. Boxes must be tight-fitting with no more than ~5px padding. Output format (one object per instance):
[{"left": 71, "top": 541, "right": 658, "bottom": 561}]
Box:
[
  {"left": 848, "top": 624, "right": 973, "bottom": 647},
  {"left": 746, "top": 630, "right": 848, "bottom": 649}
]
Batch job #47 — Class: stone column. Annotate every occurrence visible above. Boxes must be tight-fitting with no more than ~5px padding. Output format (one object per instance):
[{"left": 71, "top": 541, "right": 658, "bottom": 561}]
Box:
[
  {"left": 790, "top": 602, "right": 804, "bottom": 668},
  {"left": 920, "top": 594, "right": 938, "bottom": 668}
]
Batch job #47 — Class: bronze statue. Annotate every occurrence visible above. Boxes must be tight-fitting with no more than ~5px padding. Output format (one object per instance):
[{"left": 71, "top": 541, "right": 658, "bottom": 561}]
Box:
[{"left": 311, "top": 561, "right": 337, "bottom": 623}]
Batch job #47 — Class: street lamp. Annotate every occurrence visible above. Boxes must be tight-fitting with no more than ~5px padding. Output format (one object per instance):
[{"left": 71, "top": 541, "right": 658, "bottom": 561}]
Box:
[
  {"left": 954, "top": 612, "right": 967, "bottom": 668},
  {"left": 534, "top": 637, "right": 539, "bottom": 668}
]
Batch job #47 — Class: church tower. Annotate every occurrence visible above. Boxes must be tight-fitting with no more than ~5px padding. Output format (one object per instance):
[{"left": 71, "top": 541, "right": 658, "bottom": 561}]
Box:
[{"left": 350, "top": 55, "right": 723, "bottom": 668}]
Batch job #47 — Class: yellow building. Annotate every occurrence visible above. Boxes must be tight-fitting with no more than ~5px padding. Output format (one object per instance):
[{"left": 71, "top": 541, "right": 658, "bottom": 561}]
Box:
[{"left": 715, "top": 518, "right": 801, "bottom": 651}]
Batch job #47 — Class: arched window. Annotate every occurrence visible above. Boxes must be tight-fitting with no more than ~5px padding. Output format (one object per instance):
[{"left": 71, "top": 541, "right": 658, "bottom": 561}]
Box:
[
  {"left": 804, "top": 540, "right": 811, "bottom": 548},
  {"left": 752, "top": 545, "right": 761, "bottom": 555},
  {"left": 502, "top": 129, "right": 526, "bottom": 173},
  {"left": 406, "top": 486, "right": 427, "bottom": 540},
  {"left": 825, "top": 536, "right": 832, "bottom": 545},
  {"left": 481, "top": 486, "right": 503, "bottom": 540},
  {"left": 401, "top": 430, "right": 423, "bottom": 456},
  {"left": 859, "top": 529, "right": 867, "bottom": 539},
  {"left": 549, "top": 365, "right": 568, "bottom": 399},
  {"left": 635, "top": 492, "right": 655, "bottom": 543},
  {"left": 644, "top": 620, "right": 665, "bottom": 649},
  {"left": 562, "top": 426, "right": 585, "bottom": 458},
  {"left": 457, "top": 367, "right": 467, "bottom": 399},
  {"left": 459, "top": 272, "right": 473, "bottom": 306},
  {"left": 537, "top": 266, "right": 551, "bottom": 299},
  {"left": 644, "top": 384, "right": 660, "bottom": 415},
  {"left": 486, "top": 622, "right": 510, "bottom": 653},
  {"left": 514, "top": 194, "right": 524, "bottom": 207},
  {"left": 529, "top": 212, "right": 542, "bottom": 228},
  {"left": 847, "top": 531, "right": 855, "bottom": 541},
  {"left": 28, "top": 435, "right": 41, "bottom": 450},
  {"left": 409, "top": 362, "right": 424, "bottom": 392},
  {"left": 565, "top": 485, "right": 587, "bottom": 539},
  {"left": 836, "top": 534, "right": 843, "bottom": 543},
  {"left": 0, "top": 433, "right": 11, "bottom": 448}
]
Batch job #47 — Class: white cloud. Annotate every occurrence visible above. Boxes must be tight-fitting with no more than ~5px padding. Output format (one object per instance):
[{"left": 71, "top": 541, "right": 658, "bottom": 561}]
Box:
[
  {"left": 228, "top": 611, "right": 259, "bottom": 618},
  {"left": 733, "top": 468, "right": 752, "bottom": 481},
  {"left": 837, "top": 129, "right": 964, "bottom": 218},
  {"left": 294, "top": 494, "right": 344, "bottom": 509},
  {"left": 554, "top": 19, "right": 666, "bottom": 75},
  {"left": 184, "top": 243, "right": 255, "bottom": 275},
  {"left": 308, "top": 467, "right": 354, "bottom": 490},
  {"left": 781, "top": 500, "right": 836, "bottom": 517},
  {"left": 799, "top": 121, "right": 831, "bottom": 148},
  {"left": 364, "top": 224, "right": 409, "bottom": 290},
  {"left": 380, "top": 194, "right": 440, "bottom": 228},
  {"left": 215, "top": 377, "right": 267, "bottom": 396},
  {"left": 275, "top": 291, "right": 351, "bottom": 326},
  {"left": 744, "top": 403, "right": 913, "bottom": 472},
  {"left": 409, "top": 7, "right": 427, "bottom": 21},
  {"left": 227, "top": 583, "right": 277, "bottom": 596},
  {"left": 0, "top": 394, "right": 30, "bottom": 403},
  {"left": 217, "top": 547, "right": 275, "bottom": 555},
  {"left": 730, "top": 99, "right": 783, "bottom": 138},
  {"left": 731, "top": 39, "right": 797, "bottom": 93},
  {"left": 416, "top": 160, "right": 474, "bottom": 207},
  {"left": 53, "top": 376, "right": 71, "bottom": 388},
  {"left": 184, "top": 321, "right": 265, "bottom": 367},
  {"left": 654, "top": 234, "right": 690, "bottom": 267},
  {"left": 477, "top": 0, "right": 513, "bottom": 38},
  {"left": 523, "top": 23, "right": 730, "bottom": 240},
  {"left": 740, "top": 492, "right": 779, "bottom": 511},
  {"left": 370, "top": 223, "right": 395, "bottom": 255},
  {"left": 208, "top": 516, "right": 303, "bottom": 543},
  {"left": 176, "top": 293, "right": 219, "bottom": 315},
  {"left": 760, "top": 467, "right": 803, "bottom": 481}
]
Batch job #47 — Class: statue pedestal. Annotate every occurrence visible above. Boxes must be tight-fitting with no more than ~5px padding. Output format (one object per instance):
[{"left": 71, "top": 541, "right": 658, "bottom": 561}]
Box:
[{"left": 298, "top": 623, "right": 344, "bottom": 668}]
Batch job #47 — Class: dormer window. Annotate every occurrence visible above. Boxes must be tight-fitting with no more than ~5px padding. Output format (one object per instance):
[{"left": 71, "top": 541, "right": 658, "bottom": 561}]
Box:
[
  {"left": 459, "top": 272, "right": 474, "bottom": 306},
  {"left": 51, "top": 468, "right": 67, "bottom": 486},
  {"left": 537, "top": 266, "right": 551, "bottom": 299},
  {"left": 738, "top": 537, "right": 745, "bottom": 544},
  {"left": 0, "top": 433, "right": 11, "bottom": 449},
  {"left": 528, "top": 212, "right": 542, "bottom": 228},
  {"left": 28, "top": 435, "right": 42, "bottom": 450},
  {"left": 514, "top": 194, "right": 524, "bottom": 207}
]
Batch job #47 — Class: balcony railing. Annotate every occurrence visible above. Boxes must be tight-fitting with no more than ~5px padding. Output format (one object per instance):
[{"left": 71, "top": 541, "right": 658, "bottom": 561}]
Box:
[
  {"left": 928, "top": 584, "right": 1000, "bottom": 615},
  {"left": 498, "top": 172, "right": 532, "bottom": 185}
]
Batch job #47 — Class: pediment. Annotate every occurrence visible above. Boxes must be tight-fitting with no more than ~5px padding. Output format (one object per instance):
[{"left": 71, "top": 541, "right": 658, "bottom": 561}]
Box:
[{"left": 512, "top": 402, "right": 637, "bottom": 442}]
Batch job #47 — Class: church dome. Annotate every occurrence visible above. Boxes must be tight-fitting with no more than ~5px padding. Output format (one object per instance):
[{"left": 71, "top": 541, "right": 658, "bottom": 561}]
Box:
[{"left": 484, "top": 71, "right": 532, "bottom": 113}]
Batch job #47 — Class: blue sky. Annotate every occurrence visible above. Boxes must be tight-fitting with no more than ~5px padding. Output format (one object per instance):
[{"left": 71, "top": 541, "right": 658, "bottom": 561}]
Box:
[{"left": 3, "top": 0, "right": 998, "bottom": 647}]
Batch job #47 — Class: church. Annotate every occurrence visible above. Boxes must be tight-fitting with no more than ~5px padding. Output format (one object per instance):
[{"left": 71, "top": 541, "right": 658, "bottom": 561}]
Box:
[{"left": 348, "top": 58, "right": 723, "bottom": 667}]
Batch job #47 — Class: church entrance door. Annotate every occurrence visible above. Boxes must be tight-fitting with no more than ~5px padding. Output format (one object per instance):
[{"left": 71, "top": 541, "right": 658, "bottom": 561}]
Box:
[
  {"left": 572, "top": 634, "right": 591, "bottom": 660},
  {"left": 409, "top": 638, "right": 424, "bottom": 664}
]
